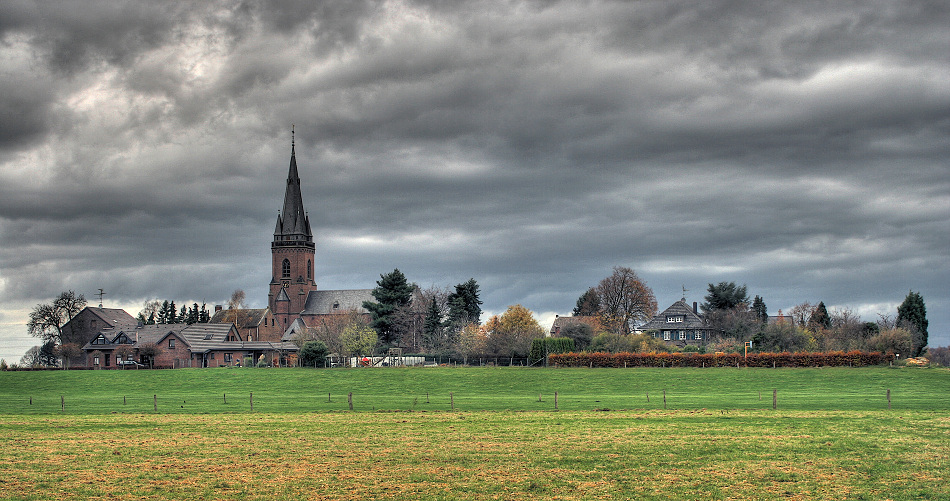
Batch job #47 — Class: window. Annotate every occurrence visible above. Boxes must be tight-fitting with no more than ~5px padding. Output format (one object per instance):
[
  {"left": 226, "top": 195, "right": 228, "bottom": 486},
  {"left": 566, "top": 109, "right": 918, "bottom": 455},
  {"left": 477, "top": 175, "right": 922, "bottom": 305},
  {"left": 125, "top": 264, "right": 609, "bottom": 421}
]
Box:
[
  {"left": 168, "top": 338, "right": 176, "bottom": 349},
  {"left": 204, "top": 334, "right": 213, "bottom": 340},
  {"left": 92, "top": 335, "right": 108, "bottom": 345},
  {"left": 679, "top": 331, "right": 686, "bottom": 340},
  {"left": 210, "top": 353, "right": 215, "bottom": 360},
  {"left": 307, "top": 260, "right": 311, "bottom": 280},
  {"left": 105, "top": 355, "right": 110, "bottom": 367},
  {"left": 695, "top": 331, "right": 703, "bottom": 341},
  {"left": 94, "top": 356, "right": 100, "bottom": 365},
  {"left": 333, "top": 301, "right": 340, "bottom": 310},
  {"left": 116, "top": 355, "right": 122, "bottom": 365},
  {"left": 282, "top": 259, "right": 291, "bottom": 278},
  {"left": 667, "top": 316, "right": 684, "bottom": 323},
  {"left": 663, "top": 331, "right": 671, "bottom": 341},
  {"left": 224, "top": 353, "right": 233, "bottom": 363}
]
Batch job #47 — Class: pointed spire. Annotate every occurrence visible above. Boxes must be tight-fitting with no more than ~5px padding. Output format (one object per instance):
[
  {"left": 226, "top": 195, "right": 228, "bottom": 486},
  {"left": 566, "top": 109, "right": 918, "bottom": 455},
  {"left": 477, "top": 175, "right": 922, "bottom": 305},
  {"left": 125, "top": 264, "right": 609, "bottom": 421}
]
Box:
[{"left": 274, "top": 126, "right": 313, "bottom": 245}]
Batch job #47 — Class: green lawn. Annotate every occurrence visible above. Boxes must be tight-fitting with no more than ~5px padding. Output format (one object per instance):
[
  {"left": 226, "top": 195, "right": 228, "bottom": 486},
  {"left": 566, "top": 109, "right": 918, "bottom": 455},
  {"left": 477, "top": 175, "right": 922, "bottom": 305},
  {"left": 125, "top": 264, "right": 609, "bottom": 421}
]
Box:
[
  {"left": 0, "top": 366, "right": 947, "bottom": 414},
  {"left": 0, "top": 367, "right": 947, "bottom": 500}
]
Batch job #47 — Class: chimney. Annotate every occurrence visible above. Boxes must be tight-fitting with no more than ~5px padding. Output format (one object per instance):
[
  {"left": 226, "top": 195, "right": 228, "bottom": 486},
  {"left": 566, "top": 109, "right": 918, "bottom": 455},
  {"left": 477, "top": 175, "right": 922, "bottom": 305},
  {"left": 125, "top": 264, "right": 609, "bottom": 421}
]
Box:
[
  {"left": 693, "top": 302, "right": 698, "bottom": 314},
  {"left": 215, "top": 305, "right": 223, "bottom": 313}
]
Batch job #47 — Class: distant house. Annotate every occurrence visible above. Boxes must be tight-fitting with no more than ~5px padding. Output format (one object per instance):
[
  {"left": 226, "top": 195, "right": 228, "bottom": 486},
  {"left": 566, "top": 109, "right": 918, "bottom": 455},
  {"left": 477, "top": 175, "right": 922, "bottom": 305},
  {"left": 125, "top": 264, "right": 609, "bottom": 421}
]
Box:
[
  {"left": 549, "top": 315, "right": 602, "bottom": 337},
  {"left": 59, "top": 307, "right": 138, "bottom": 367},
  {"left": 209, "top": 307, "right": 280, "bottom": 342},
  {"left": 640, "top": 300, "right": 716, "bottom": 347},
  {"left": 80, "top": 315, "right": 297, "bottom": 369}
]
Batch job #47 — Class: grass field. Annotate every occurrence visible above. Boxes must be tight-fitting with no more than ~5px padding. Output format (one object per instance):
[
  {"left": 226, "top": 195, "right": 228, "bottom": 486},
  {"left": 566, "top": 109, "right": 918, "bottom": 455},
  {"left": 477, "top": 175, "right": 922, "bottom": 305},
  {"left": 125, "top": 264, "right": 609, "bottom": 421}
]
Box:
[
  {"left": 0, "top": 366, "right": 948, "bottom": 414},
  {"left": 0, "top": 367, "right": 947, "bottom": 500}
]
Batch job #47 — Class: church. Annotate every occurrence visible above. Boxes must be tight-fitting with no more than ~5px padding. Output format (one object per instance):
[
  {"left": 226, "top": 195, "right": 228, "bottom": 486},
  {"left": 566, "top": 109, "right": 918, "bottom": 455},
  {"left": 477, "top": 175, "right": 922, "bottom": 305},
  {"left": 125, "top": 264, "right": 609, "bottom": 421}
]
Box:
[
  {"left": 71, "top": 134, "right": 373, "bottom": 368},
  {"left": 267, "top": 133, "right": 374, "bottom": 333}
]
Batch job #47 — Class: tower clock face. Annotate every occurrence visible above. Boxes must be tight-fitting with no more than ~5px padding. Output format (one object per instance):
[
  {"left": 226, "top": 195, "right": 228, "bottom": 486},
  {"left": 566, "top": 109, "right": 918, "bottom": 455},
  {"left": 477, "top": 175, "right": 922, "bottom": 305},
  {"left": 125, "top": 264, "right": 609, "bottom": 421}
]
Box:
[{"left": 281, "top": 280, "right": 290, "bottom": 289}]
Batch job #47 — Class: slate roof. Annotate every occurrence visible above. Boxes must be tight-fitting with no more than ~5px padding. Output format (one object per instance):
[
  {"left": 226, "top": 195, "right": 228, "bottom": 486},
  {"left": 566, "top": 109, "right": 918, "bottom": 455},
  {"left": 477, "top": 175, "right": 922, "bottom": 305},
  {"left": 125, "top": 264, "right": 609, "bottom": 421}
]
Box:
[
  {"left": 209, "top": 308, "right": 269, "bottom": 328},
  {"left": 301, "top": 289, "right": 375, "bottom": 315},
  {"left": 273, "top": 141, "right": 313, "bottom": 244},
  {"left": 81, "top": 324, "right": 187, "bottom": 350},
  {"left": 281, "top": 318, "right": 308, "bottom": 342},
  {"left": 85, "top": 307, "right": 138, "bottom": 330},
  {"left": 640, "top": 300, "right": 708, "bottom": 331}
]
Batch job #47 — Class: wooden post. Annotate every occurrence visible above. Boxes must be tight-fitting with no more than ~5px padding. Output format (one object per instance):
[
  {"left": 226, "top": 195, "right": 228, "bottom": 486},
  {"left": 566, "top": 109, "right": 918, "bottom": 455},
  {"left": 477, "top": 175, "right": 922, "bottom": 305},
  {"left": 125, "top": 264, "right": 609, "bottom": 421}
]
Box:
[
  {"left": 328, "top": 392, "right": 331, "bottom": 403},
  {"left": 124, "top": 396, "right": 126, "bottom": 405},
  {"left": 348, "top": 392, "right": 353, "bottom": 411},
  {"left": 887, "top": 389, "right": 891, "bottom": 409},
  {"left": 30, "top": 397, "right": 32, "bottom": 405},
  {"left": 61, "top": 396, "right": 65, "bottom": 412},
  {"left": 450, "top": 392, "right": 455, "bottom": 411},
  {"left": 646, "top": 392, "right": 649, "bottom": 403},
  {"left": 426, "top": 392, "right": 429, "bottom": 404},
  {"left": 772, "top": 389, "right": 777, "bottom": 410},
  {"left": 663, "top": 390, "right": 666, "bottom": 409},
  {"left": 153, "top": 394, "right": 157, "bottom": 412},
  {"left": 250, "top": 392, "right": 253, "bottom": 412},
  {"left": 554, "top": 391, "right": 558, "bottom": 411},
  {"left": 539, "top": 393, "right": 542, "bottom": 402},
  {"left": 758, "top": 391, "right": 761, "bottom": 401},
  {"left": 223, "top": 393, "right": 226, "bottom": 404}
]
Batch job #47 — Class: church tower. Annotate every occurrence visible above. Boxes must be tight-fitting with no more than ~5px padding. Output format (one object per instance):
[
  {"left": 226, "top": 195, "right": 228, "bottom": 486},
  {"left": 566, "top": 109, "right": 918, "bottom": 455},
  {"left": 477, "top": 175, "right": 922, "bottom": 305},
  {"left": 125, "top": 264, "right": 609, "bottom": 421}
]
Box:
[{"left": 269, "top": 129, "right": 317, "bottom": 329}]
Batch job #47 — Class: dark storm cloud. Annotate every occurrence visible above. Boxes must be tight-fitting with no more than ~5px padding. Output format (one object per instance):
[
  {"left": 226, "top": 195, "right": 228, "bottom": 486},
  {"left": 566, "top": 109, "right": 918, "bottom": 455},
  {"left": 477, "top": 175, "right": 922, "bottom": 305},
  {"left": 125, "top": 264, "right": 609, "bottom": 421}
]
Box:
[{"left": 0, "top": 0, "right": 948, "bottom": 361}]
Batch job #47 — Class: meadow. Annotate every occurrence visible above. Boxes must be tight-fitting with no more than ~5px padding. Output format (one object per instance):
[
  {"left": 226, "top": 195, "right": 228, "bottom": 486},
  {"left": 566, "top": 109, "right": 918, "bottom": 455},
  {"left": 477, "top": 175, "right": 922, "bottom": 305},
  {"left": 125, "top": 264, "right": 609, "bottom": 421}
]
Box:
[{"left": 0, "top": 367, "right": 947, "bottom": 500}]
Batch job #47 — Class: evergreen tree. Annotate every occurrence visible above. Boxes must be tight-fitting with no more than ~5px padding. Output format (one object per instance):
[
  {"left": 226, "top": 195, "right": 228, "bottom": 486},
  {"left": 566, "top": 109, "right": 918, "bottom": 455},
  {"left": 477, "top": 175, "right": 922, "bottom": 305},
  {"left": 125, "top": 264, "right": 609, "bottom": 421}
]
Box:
[
  {"left": 701, "top": 282, "right": 749, "bottom": 314},
  {"left": 146, "top": 312, "right": 156, "bottom": 325},
  {"left": 423, "top": 297, "right": 444, "bottom": 350},
  {"left": 187, "top": 303, "right": 199, "bottom": 324},
  {"left": 897, "top": 291, "right": 928, "bottom": 357},
  {"left": 751, "top": 295, "right": 768, "bottom": 323},
  {"left": 808, "top": 301, "right": 831, "bottom": 332},
  {"left": 446, "top": 278, "right": 483, "bottom": 327},
  {"left": 572, "top": 288, "right": 601, "bottom": 316},
  {"left": 157, "top": 300, "right": 171, "bottom": 324},
  {"left": 362, "top": 269, "right": 414, "bottom": 345},
  {"left": 199, "top": 303, "right": 210, "bottom": 323}
]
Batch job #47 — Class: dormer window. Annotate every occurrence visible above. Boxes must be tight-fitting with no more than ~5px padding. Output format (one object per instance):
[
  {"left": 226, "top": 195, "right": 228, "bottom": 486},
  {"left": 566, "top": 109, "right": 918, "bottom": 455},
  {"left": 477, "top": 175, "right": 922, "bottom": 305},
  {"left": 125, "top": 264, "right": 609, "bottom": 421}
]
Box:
[
  {"left": 333, "top": 301, "right": 340, "bottom": 310},
  {"left": 667, "top": 316, "right": 684, "bottom": 323},
  {"left": 91, "top": 334, "right": 108, "bottom": 345}
]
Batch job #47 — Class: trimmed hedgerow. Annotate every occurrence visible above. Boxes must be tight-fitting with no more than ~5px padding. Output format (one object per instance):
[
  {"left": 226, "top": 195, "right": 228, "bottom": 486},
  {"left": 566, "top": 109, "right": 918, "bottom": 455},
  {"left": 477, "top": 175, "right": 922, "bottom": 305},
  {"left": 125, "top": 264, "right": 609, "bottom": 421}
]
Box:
[
  {"left": 529, "top": 338, "right": 576, "bottom": 366},
  {"left": 548, "top": 350, "right": 893, "bottom": 368}
]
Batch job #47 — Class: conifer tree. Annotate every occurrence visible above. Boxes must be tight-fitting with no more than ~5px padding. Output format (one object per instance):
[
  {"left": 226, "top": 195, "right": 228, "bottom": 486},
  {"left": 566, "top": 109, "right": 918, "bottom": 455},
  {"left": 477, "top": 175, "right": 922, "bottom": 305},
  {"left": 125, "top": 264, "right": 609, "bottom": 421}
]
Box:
[
  {"left": 751, "top": 295, "right": 768, "bottom": 323},
  {"left": 445, "top": 278, "right": 483, "bottom": 329},
  {"left": 423, "top": 297, "right": 444, "bottom": 350},
  {"left": 808, "top": 301, "right": 831, "bottom": 332},
  {"left": 362, "top": 269, "right": 414, "bottom": 345},
  {"left": 897, "top": 291, "right": 928, "bottom": 357}
]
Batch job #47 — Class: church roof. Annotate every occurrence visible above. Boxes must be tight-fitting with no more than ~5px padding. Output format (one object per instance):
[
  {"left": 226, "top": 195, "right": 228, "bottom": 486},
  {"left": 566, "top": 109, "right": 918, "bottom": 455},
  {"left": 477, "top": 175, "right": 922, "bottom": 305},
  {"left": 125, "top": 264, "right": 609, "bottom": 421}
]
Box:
[{"left": 301, "top": 289, "right": 375, "bottom": 315}]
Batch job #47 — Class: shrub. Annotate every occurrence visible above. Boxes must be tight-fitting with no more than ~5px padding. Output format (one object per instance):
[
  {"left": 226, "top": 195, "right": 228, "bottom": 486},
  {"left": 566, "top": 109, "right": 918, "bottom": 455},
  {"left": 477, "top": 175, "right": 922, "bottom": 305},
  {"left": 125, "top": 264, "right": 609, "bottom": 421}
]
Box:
[
  {"left": 299, "top": 340, "right": 329, "bottom": 368},
  {"left": 0, "top": 359, "right": 7, "bottom": 371},
  {"left": 549, "top": 350, "right": 892, "bottom": 368},
  {"left": 926, "top": 346, "right": 950, "bottom": 367}
]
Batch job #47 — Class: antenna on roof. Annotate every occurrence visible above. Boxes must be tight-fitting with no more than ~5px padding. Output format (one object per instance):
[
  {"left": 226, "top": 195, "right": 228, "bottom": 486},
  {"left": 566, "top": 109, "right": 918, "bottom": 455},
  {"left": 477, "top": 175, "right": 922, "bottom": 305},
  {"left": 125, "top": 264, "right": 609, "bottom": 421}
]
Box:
[
  {"left": 681, "top": 285, "right": 688, "bottom": 301},
  {"left": 96, "top": 288, "right": 106, "bottom": 308}
]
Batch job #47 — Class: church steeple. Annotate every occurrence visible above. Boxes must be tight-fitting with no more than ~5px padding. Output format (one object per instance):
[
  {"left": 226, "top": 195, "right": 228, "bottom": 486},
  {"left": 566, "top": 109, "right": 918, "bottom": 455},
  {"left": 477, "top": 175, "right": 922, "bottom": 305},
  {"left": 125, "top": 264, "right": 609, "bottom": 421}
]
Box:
[
  {"left": 269, "top": 127, "right": 318, "bottom": 329},
  {"left": 273, "top": 127, "right": 313, "bottom": 248}
]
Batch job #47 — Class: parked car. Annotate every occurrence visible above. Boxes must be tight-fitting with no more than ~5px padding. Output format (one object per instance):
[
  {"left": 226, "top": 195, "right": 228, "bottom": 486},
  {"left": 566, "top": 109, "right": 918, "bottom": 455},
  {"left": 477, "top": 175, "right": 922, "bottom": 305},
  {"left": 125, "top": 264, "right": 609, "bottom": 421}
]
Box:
[{"left": 119, "top": 360, "right": 145, "bottom": 369}]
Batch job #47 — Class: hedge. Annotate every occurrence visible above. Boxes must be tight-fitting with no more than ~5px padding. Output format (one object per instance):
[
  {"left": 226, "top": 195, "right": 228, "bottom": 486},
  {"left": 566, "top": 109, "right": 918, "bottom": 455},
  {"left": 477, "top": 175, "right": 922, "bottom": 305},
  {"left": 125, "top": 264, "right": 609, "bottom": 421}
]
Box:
[
  {"left": 529, "top": 338, "right": 576, "bottom": 366},
  {"left": 549, "top": 350, "right": 894, "bottom": 368}
]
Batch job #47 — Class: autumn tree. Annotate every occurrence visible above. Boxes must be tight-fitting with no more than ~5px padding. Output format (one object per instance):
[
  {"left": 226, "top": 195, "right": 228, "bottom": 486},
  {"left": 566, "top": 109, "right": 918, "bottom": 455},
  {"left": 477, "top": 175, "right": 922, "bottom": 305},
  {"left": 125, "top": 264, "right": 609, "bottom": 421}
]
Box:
[
  {"left": 897, "top": 291, "right": 928, "bottom": 357},
  {"left": 595, "top": 266, "right": 657, "bottom": 334},
  {"left": 456, "top": 322, "right": 485, "bottom": 364},
  {"left": 483, "top": 305, "right": 544, "bottom": 357},
  {"left": 341, "top": 322, "right": 379, "bottom": 360},
  {"left": 363, "top": 269, "right": 414, "bottom": 345},
  {"left": 28, "top": 290, "right": 87, "bottom": 347}
]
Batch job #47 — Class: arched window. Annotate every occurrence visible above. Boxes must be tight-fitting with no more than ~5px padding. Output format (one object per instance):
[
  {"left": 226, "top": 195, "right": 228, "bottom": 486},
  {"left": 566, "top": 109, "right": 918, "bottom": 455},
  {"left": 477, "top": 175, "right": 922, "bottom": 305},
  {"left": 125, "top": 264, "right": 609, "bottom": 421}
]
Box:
[
  {"left": 307, "top": 260, "right": 312, "bottom": 280},
  {"left": 282, "top": 259, "right": 291, "bottom": 278}
]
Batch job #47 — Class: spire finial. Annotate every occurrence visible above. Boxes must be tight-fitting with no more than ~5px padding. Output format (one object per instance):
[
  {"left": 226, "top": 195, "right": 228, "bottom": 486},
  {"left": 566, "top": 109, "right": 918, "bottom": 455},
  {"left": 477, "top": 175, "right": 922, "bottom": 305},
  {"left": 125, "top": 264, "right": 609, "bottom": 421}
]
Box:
[{"left": 292, "top": 124, "right": 295, "bottom": 147}]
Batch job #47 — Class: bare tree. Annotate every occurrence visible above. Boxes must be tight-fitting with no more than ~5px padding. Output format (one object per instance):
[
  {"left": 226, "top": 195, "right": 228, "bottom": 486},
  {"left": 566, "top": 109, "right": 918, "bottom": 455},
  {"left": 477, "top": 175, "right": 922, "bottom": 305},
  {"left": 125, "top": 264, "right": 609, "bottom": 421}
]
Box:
[
  {"left": 27, "top": 291, "right": 87, "bottom": 346},
  {"left": 55, "top": 343, "right": 82, "bottom": 369},
  {"left": 595, "top": 267, "right": 657, "bottom": 334}
]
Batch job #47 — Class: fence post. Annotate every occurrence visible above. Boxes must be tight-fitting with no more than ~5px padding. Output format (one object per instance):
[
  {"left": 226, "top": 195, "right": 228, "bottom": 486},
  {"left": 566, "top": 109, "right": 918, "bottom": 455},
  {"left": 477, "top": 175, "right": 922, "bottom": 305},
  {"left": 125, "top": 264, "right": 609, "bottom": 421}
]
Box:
[
  {"left": 772, "top": 389, "right": 777, "bottom": 410},
  {"left": 663, "top": 390, "right": 666, "bottom": 409},
  {"left": 124, "top": 396, "right": 126, "bottom": 405},
  {"left": 426, "top": 392, "right": 430, "bottom": 404},
  {"left": 61, "top": 395, "right": 65, "bottom": 412},
  {"left": 450, "top": 392, "right": 455, "bottom": 411},
  {"left": 554, "top": 391, "right": 558, "bottom": 411},
  {"left": 646, "top": 392, "right": 649, "bottom": 403},
  {"left": 250, "top": 392, "right": 253, "bottom": 412},
  {"left": 348, "top": 392, "right": 353, "bottom": 411},
  {"left": 223, "top": 393, "right": 226, "bottom": 404},
  {"left": 153, "top": 394, "right": 157, "bottom": 412},
  {"left": 887, "top": 389, "right": 891, "bottom": 409},
  {"left": 328, "top": 393, "right": 331, "bottom": 403}
]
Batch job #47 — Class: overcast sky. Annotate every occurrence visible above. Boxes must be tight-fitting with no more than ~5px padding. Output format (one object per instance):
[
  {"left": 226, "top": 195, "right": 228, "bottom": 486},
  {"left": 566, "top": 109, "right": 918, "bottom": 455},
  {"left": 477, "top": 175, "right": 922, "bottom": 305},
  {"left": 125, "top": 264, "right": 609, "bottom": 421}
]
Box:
[{"left": 1, "top": 0, "right": 948, "bottom": 362}]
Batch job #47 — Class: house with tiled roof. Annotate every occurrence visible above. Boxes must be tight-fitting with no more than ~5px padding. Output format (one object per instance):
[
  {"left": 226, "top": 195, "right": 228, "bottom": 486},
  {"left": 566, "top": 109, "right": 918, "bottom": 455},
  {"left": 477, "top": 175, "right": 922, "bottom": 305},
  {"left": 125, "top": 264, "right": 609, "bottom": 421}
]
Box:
[
  {"left": 59, "top": 306, "right": 139, "bottom": 367},
  {"left": 209, "top": 307, "right": 280, "bottom": 342},
  {"left": 81, "top": 319, "right": 298, "bottom": 369},
  {"left": 549, "top": 315, "right": 602, "bottom": 337},
  {"left": 640, "top": 300, "right": 716, "bottom": 347}
]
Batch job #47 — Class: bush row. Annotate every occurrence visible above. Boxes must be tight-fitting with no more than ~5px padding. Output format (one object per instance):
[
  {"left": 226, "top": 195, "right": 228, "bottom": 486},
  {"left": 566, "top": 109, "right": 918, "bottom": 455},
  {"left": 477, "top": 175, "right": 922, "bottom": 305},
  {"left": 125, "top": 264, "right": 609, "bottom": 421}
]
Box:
[{"left": 549, "top": 350, "right": 894, "bottom": 368}]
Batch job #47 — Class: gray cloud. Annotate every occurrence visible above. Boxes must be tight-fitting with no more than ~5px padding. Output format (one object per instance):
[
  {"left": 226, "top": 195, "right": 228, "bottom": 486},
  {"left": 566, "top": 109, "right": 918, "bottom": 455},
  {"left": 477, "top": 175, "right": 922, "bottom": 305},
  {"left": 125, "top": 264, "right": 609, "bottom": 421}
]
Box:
[{"left": 1, "top": 0, "right": 948, "bottom": 361}]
